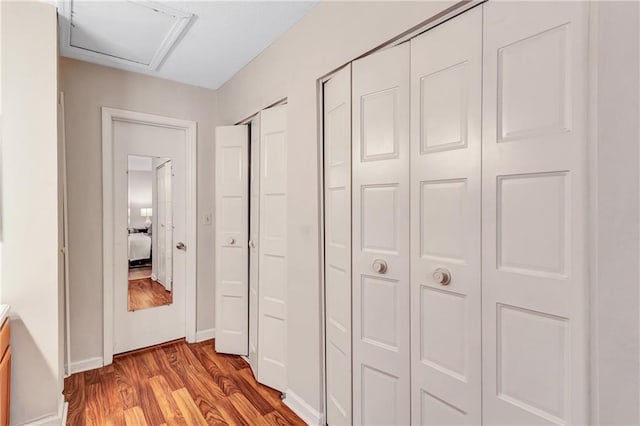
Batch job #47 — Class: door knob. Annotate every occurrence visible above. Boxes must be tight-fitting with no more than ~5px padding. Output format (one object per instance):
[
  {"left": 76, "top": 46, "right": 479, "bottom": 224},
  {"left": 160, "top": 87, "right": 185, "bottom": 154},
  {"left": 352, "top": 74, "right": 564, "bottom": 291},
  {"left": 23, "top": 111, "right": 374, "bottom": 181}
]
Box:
[
  {"left": 372, "top": 259, "right": 388, "bottom": 274},
  {"left": 176, "top": 242, "right": 186, "bottom": 251},
  {"left": 433, "top": 268, "right": 451, "bottom": 285},
  {"left": 228, "top": 237, "right": 236, "bottom": 245},
  {"left": 249, "top": 240, "right": 256, "bottom": 249}
]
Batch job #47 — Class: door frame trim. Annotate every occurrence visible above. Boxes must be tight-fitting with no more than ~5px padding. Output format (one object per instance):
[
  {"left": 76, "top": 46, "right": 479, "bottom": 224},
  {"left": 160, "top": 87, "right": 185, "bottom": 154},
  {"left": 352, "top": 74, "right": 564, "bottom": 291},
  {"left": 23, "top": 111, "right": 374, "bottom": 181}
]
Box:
[{"left": 101, "top": 106, "right": 197, "bottom": 365}]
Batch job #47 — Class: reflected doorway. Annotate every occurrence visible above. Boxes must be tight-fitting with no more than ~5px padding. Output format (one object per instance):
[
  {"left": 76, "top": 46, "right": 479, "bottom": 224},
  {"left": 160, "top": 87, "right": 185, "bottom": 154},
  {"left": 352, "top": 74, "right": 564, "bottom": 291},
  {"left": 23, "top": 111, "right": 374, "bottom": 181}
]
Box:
[{"left": 127, "top": 155, "right": 173, "bottom": 311}]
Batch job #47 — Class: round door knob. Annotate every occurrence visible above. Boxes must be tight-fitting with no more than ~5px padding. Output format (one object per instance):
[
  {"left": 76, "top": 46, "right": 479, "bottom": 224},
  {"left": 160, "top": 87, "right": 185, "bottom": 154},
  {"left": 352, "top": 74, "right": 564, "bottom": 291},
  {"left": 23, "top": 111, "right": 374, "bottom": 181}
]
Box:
[
  {"left": 228, "top": 237, "right": 235, "bottom": 245},
  {"left": 433, "top": 268, "right": 451, "bottom": 285},
  {"left": 372, "top": 259, "right": 388, "bottom": 274},
  {"left": 176, "top": 242, "right": 186, "bottom": 251},
  {"left": 249, "top": 240, "right": 256, "bottom": 249}
]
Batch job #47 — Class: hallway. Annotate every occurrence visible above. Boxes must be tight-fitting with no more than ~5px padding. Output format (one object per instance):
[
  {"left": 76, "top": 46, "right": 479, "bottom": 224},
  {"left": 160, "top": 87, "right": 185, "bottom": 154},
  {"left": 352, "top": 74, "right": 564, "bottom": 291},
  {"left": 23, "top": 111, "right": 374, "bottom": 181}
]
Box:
[{"left": 63, "top": 340, "right": 305, "bottom": 425}]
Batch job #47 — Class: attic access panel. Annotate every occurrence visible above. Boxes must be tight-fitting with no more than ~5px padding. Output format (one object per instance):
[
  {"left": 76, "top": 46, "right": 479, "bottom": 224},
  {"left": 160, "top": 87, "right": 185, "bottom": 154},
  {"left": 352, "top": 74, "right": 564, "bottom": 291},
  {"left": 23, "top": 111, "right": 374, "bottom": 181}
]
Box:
[{"left": 60, "top": 1, "right": 192, "bottom": 70}]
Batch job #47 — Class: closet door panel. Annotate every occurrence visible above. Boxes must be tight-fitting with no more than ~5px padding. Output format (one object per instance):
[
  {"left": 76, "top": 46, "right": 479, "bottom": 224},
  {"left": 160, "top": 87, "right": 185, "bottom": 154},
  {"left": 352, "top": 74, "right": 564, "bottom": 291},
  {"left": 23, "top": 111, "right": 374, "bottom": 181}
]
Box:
[
  {"left": 324, "top": 64, "right": 352, "bottom": 426},
  {"left": 410, "top": 7, "right": 482, "bottom": 424},
  {"left": 352, "top": 42, "right": 410, "bottom": 426},
  {"left": 249, "top": 116, "right": 261, "bottom": 376},
  {"left": 482, "top": 2, "right": 589, "bottom": 425},
  {"left": 215, "top": 125, "right": 249, "bottom": 355},
  {"left": 257, "top": 105, "right": 288, "bottom": 392}
]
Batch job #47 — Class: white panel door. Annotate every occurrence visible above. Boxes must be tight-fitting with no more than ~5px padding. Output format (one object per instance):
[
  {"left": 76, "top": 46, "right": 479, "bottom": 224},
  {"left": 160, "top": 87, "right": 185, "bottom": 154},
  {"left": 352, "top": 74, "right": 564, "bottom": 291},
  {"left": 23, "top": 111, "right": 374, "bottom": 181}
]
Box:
[
  {"left": 352, "top": 43, "right": 410, "bottom": 426},
  {"left": 410, "top": 7, "right": 482, "bottom": 425},
  {"left": 156, "top": 160, "right": 173, "bottom": 290},
  {"left": 248, "top": 115, "right": 261, "bottom": 376},
  {"left": 482, "top": 2, "right": 589, "bottom": 424},
  {"left": 215, "top": 125, "right": 249, "bottom": 355},
  {"left": 324, "top": 64, "right": 352, "bottom": 426},
  {"left": 113, "top": 121, "right": 186, "bottom": 353},
  {"left": 257, "top": 105, "right": 288, "bottom": 392}
]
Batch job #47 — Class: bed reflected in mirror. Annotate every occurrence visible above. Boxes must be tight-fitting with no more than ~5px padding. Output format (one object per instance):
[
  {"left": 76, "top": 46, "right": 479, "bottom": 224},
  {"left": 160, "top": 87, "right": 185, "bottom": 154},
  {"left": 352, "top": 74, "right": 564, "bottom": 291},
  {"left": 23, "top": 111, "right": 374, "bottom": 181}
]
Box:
[{"left": 127, "top": 155, "right": 173, "bottom": 311}]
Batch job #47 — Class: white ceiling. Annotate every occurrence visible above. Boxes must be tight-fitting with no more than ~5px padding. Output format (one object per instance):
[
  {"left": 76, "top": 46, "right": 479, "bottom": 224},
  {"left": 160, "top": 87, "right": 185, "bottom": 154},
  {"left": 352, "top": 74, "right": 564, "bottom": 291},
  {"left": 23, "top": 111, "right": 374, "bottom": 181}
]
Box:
[{"left": 58, "top": 1, "right": 318, "bottom": 89}]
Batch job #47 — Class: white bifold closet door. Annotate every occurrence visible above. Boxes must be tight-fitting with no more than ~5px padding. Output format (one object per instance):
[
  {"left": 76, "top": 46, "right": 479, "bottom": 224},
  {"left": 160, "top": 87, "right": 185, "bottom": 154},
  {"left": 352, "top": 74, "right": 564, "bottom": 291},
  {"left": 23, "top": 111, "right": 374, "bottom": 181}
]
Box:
[
  {"left": 248, "top": 115, "right": 261, "bottom": 376},
  {"left": 257, "top": 104, "right": 288, "bottom": 392},
  {"left": 323, "top": 64, "right": 352, "bottom": 426},
  {"left": 410, "top": 6, "right": 482, "bottom": 425},
  {"left": 352, "top": 42, "right": 411, "bottom": 426},
  {"left": 482, "top": 2, "right": 589, "bottom": 424},
  {"left": 215, "top": 125, "right": 250, "bottom": 355}
]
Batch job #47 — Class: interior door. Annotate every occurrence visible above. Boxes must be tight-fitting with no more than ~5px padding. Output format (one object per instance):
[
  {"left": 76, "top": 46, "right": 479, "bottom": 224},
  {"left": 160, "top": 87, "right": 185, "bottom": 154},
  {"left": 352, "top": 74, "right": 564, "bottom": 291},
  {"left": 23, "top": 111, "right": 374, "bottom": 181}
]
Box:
[
  {"left": 215, "top": 125, "right": 249, "bottom": 355},
  {"left": 410, "top": 7, "right": 482, "bottom": 425},
  {"left": 257, "top": 104, "right": 288, "bottom": 392},
  {"left": 114, "top": 121, "right": 186, "bottom": 353},
  {"left": 482, "top": 2, "right": 589, "bottom": 424},
  {"left": 156, "top": 160, "right": 173, "bottom": 290},
  {"left": 352, "top": 43, "right": 410, "bottom": 426},
  {"left": 248, "top": 116, "right": 261, "bottom": 376},
  {"left": 323, "top": 64, "right": 352, "bottom": 426}
]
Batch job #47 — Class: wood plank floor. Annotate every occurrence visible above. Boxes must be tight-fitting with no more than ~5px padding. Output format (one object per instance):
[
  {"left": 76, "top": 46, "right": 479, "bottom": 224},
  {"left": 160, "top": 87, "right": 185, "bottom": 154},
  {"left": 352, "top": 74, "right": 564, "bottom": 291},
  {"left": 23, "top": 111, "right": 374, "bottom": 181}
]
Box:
[
  {"left": 63, "top": 339, "right": 305, "bottom": 426},
  {"left": 128, "top": 278, "right": 173, "bottom": 311},
  {"left": 129, "top": 266, "right": 152, "bottom": 280}
]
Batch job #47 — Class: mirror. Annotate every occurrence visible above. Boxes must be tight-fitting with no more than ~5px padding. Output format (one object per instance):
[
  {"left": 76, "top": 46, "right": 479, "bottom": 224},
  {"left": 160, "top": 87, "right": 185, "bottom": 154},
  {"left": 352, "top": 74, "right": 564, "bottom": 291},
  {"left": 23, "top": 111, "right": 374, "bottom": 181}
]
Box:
[{"left": 127, "top": 155, "right": 173, "bottom": 311}]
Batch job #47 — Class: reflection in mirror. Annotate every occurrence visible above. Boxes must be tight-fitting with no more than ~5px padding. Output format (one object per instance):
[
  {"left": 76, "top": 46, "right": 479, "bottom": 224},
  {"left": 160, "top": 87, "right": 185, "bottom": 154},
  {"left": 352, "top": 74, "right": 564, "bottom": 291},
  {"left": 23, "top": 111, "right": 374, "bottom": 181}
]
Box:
[{"left": 127, "top": 155, "right": 173, "bottom": 311}]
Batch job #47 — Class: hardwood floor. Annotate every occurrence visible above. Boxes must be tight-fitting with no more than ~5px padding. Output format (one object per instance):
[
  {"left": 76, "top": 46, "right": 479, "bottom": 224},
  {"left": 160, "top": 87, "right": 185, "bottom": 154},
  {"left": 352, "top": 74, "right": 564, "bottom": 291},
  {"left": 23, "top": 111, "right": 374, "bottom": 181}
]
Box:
[
  {"left": 63, "top": 339, "right": 305, "bottom": 426},
  {"left": 129, "top": 266, "right": 152, "bottom": 280},
  {"left": 128, "top": 278, "right": 173, "bottom": 311}
]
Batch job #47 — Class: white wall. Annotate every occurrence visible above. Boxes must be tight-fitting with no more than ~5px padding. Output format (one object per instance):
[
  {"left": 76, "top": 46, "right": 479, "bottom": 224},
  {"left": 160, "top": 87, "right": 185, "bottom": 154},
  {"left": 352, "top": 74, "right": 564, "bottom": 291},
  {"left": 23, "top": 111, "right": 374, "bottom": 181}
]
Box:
[
  {"left": 60, "top": 58, "right": 218, "bottom": 364},
  {"left": 217, "top": 1, "right": 458, "bottom": 413},
  {"left": 128, "top": 170, "right": 153, "bottom": 229},
  {"left": 217, "top": 0, "right": 640, "bottom": 420},
  {"left": 1, "top": 2, "right": 63, "bottom": 424}
]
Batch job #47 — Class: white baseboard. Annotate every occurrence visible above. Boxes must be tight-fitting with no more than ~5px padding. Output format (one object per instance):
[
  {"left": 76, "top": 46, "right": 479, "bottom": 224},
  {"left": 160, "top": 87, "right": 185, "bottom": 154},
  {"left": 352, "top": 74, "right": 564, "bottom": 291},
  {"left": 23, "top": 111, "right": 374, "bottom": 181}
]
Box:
[
  {"left": 195, "top": 328, "right": 215, "bottom": 342},
  {"left": 23, "top": 396, "right": 68, "bottom": 425},
  {"left": 69, "top": 356, "right": 103, "bottom": 374},
  {"left": 283, "top": 389, "right": 324, "bottom": 426}
]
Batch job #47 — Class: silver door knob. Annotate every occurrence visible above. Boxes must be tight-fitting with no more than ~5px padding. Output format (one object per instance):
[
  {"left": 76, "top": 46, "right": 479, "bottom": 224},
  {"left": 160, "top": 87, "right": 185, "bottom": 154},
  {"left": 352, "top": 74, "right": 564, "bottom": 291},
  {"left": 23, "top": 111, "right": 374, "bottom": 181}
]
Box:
[
  {"left": 372, "top": 259, "right": 388, "bottom": 274},
  {"left": 433, "top": 268, "right": 451, "bottom": 285},
  {"left": 176, "top": 242, "right": 186, "bottom": 251},
  {"left": 228, "top": 237, "right": 236, "bottom": 245},
  {"left": 249, "top": 240, "right": 256, "bottom": 249}
]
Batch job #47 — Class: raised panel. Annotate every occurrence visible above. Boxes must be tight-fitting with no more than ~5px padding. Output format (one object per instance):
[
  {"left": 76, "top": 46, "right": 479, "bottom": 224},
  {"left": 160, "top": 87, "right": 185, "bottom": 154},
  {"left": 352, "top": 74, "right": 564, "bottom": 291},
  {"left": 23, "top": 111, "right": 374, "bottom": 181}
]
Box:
[
  {"left": 220, "top": 294, "right": 244, "bottom": 333},
  {"left": 420, "top": 391, "right": 467, "bottom": 426},
  {"left": 361, "top": 88, "right": 399, "bottom": 161},
  {"left": 361, "top": 184, "right": 398, "bottom": 253},
  {"left": 263, "top": 132, "right": 286, "bottom": 189},
  {"left": 497, "top": 304, "right": 568, "bottom": 423},
  {"left": 498, "top": 25, "right": 570, "bottom": 142},
  {"left": 328, "top": 187, "right": 347, "bottom": 247},
  {"left": 327, "top": 103, "right": 348, "bottom": 167},
  {"left": 262, "top": 315, "right": 286, "bottom": 367},
  {"left": 421, "top": 62, "right": 468, "bottom": 153},
  {"left": 262, "top": 254, "right": 286, "bottom": 302},
  {"left": 327, "top": 342, "right": 349, "bottom": 418},
  {"left": 361, "top": 276, "right": 398, "bottom": 350},
  {"left": 420, "top": 286, "right": 466, "bottom": 380},
  {"left": 327, "top": 265, "right": 349, "bottom": 333},
  {"left": 498, "top": 172, "right": 568, "bottom": 277},
  {"left": 263, "top": 194, "right": 286, "bottom": 240},
  {"left": 361, "top": 365, "right": 398, "bottom": 426},
  {"left": 221, "top": 146, "right": 243, "bottom": 192},
  {"left": 220, "top": 246, "right": 242, "bottom": 281},
  {"left": 420, "top": 179, "right": 467, "bottom": 262},
  {"left": 221, "top": 197, "right": 242, "bottom": 233}
]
